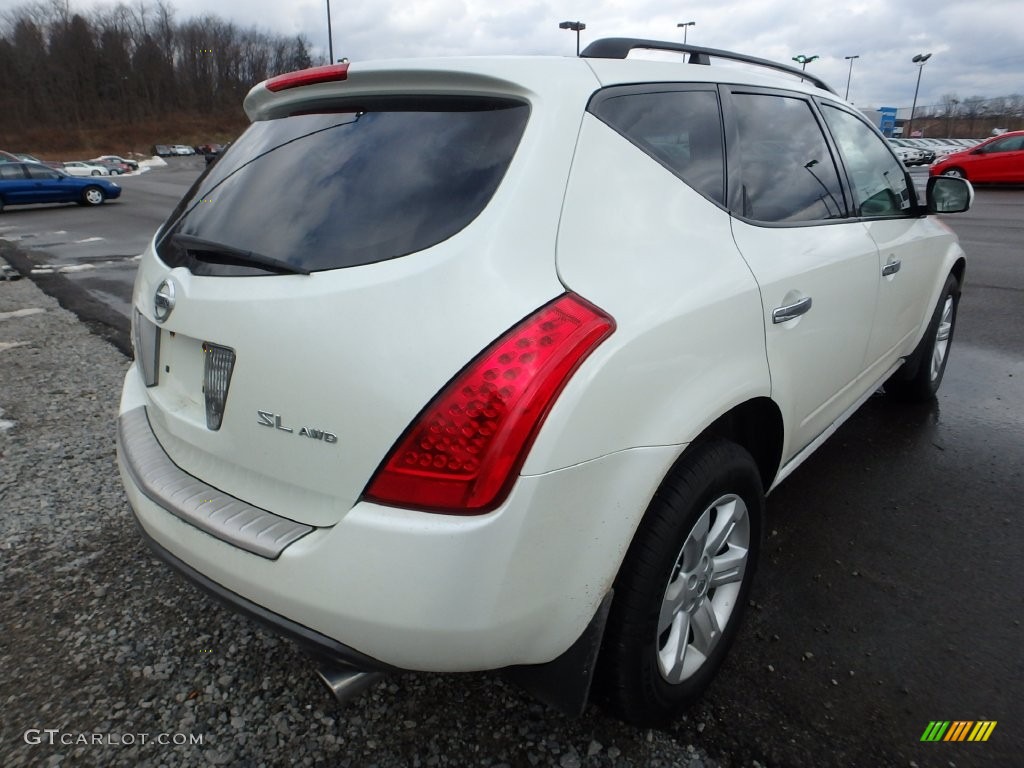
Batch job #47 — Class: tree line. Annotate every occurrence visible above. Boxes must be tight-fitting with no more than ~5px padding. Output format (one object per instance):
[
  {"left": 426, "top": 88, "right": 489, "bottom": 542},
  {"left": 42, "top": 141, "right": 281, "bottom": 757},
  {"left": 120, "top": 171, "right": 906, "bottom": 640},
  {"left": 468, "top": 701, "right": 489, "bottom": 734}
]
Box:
[
  {"left": 0, "top": 1, "right": 316, "bottom": 133},
  {"left": 908, "top": 94, "right": 1024, "bottom": 139}
]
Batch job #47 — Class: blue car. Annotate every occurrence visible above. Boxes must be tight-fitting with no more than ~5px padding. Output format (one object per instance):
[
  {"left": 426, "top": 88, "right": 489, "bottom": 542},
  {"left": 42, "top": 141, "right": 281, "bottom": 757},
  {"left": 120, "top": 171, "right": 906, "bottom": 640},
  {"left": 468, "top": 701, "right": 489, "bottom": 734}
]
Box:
[{"left": 0, "top": 161, "right": 121, "bottom": 212}]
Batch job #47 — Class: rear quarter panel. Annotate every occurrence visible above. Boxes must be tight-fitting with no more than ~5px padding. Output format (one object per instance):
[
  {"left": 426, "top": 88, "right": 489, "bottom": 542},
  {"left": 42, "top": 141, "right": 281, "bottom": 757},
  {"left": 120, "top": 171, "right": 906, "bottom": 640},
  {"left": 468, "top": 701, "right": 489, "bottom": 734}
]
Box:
[{"left": 527, "top": 114, "right": 769, "bottom": 474}]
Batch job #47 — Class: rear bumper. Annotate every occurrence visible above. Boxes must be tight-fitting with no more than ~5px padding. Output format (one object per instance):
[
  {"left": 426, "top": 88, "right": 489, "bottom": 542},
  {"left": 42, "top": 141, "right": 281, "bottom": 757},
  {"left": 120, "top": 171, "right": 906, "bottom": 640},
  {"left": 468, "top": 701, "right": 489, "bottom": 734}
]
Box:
[
  {"left": 133, "top": 515, "right": 395, "bottom": 673},
  {"left": 119, "top": 363, "right": 680, "bottom": 671}
]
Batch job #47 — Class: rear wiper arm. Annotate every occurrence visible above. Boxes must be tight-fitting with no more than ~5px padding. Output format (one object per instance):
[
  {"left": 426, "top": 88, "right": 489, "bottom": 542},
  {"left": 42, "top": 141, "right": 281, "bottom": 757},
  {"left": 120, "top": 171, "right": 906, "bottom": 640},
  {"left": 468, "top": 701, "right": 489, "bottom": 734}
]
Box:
[{"left": 171, "top": 233, "right": 311, "bottom": 275}]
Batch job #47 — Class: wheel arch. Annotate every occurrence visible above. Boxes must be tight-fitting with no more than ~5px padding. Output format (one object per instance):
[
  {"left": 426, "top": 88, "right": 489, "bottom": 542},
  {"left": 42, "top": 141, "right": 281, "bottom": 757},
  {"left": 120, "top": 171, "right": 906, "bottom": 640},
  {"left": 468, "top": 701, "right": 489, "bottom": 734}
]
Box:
[
  {"left": 950, "top": 255, "right": 966, "bottom": 289},
  {"left": 684, "top": 396, "right": 784, "bottom": 493}
]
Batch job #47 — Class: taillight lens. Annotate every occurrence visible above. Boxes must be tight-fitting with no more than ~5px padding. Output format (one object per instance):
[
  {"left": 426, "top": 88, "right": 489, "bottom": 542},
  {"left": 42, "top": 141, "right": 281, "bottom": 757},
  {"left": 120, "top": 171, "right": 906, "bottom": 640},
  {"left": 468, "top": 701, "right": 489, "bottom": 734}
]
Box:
[
  {"left": 364, "top": 294, "right": 615, "bottom": 514},
  {"left": 265, "top": 62, "right": 349, "bottom": 92}
]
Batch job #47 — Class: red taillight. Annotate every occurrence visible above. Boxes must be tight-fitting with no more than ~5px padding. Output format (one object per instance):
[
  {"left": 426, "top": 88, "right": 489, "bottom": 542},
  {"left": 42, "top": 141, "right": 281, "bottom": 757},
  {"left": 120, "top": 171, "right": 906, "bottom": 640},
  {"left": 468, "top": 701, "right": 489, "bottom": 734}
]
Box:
[
  {"left": 265, "top": 63, "right": 349, "bottom": 92},
  {"left": 364, "top": 294, "right": 615, "bottom": 514}
]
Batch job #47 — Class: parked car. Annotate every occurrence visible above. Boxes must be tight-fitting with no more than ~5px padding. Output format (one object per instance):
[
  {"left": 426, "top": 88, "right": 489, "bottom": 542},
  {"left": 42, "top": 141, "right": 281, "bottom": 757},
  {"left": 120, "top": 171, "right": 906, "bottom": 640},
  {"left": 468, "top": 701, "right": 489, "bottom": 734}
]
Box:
[
  {"left": 887, "top": 139, "right": 924, "bottom": 166},
  {"left": 92, "top": 154, "right": 140, "bottom": 171},
  {"left": 118, "top": 42, "right": 972, "bottom": 727},
  {"left": 152, "top": 145, "right": 173, "bottom": 157},
  {"left": 890, "top": 138, "right": 932, "bottom": 165},
  {"left": 0, "top": 161, "right": 121, "bottom": 211},
  {"left": 930, "top": 130, "right": 1024, "bottom": 183},
  {"left": 90, "top": 158, "right": 133, "bottom": 175},
  {"left": 0, "top": 150, "right": 20, "bottom": 162},
  {"left": 898, "top": 139, "right": 935, "bottom": 164},
  {"left": 170, "top": 144, "right": 195, "bottom": 155},
  {"left": 203, "top": 142, "right": 230, "bottom": 165},
  {"left": 61, "top": 161, "right": 110, "bottom": 177}
]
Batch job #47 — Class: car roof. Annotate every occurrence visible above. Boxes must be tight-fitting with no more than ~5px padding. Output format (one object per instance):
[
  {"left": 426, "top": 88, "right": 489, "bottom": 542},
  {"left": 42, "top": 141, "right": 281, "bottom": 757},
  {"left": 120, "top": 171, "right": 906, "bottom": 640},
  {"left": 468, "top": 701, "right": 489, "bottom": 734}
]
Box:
[{"left": 245, "top": 49, "right": 839, "bottom": 122}]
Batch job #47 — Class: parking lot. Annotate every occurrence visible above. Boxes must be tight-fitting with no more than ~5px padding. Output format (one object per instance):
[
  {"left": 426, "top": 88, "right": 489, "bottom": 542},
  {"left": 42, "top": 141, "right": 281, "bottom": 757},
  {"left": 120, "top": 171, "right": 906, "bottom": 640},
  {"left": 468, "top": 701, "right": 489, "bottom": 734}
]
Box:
[{"left": 1, "top": 162, "right": 1021, "bottom": 766}]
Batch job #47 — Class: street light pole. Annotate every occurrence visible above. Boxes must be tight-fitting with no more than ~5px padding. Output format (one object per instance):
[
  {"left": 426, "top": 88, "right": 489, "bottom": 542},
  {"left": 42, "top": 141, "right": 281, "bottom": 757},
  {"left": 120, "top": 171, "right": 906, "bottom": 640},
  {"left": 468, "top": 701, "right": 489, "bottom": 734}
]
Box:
[
  {"left": 677, "top": 21, "right": 695, "bottom": 44},
  {"left": 844, "top": 55, "right": 859, "bottom": 100},
  {"left": 558, "top": 21, "right": 586, "bottom": 57},
  {"left": 791, "top": 54, "right": 819, "bottom": 71},
  {"left": 326, "top": 0, "right": 334, "bottom": 64},
  {"left": 907, "top": 52, "right": 932, "bottom": 138}
]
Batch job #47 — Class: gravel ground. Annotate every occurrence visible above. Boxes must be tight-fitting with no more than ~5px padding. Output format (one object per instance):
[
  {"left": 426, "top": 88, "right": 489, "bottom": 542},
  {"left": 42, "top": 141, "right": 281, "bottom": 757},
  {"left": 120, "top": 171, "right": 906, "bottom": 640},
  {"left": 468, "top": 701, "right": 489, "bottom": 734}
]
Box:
[{"left": 0, "top": 263, "right": 730, "bottom": 767}]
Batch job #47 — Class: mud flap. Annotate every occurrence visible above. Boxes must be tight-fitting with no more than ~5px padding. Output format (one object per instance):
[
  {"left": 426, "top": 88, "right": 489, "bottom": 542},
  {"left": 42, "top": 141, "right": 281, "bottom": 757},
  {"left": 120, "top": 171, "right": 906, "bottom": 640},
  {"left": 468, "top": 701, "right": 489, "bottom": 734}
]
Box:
[{"left": 502, "top": 591, "right": 613, "bottom": 716}]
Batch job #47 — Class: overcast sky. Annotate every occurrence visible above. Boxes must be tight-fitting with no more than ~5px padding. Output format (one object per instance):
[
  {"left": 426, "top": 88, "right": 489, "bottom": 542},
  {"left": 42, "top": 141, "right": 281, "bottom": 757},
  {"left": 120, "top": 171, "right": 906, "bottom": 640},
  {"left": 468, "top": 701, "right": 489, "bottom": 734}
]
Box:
[{"left": 33, "top": 0, "right": 1024, "bottom": 110}]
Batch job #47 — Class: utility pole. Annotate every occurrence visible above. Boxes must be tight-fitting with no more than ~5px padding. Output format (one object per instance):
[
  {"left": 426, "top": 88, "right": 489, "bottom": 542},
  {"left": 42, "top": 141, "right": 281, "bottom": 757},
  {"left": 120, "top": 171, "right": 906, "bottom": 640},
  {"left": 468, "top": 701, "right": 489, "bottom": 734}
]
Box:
[
  {"left": 559, "top": 21, "right": 586, "bottom": 57},
  {"left": 326, "top": 0, "right": 334, "bottom": 64},
  {"left": 907, "top": 53, "right": 932, "bottom": 138},
  {"left": 677, "top": 21, "right": 695, "bottom": 44},
  {"left": 844, "top": 55, "right": 859, "bottom": 100}
]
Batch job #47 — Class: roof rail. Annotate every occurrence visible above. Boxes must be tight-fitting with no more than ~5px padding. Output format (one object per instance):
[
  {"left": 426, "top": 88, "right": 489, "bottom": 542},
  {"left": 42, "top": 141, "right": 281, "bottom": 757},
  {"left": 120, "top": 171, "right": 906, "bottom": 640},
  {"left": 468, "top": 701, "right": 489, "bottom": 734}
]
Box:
[{"left": 580, "top": 38, "right": 837, "bottom": 95}]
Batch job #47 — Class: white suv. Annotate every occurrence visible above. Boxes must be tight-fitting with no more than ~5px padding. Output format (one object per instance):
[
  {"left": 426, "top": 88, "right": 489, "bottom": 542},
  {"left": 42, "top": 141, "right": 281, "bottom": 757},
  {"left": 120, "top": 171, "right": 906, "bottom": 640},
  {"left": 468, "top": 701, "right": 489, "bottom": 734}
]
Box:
[{"left": 117, "top": 38, "right": 972, "bottom": 725}]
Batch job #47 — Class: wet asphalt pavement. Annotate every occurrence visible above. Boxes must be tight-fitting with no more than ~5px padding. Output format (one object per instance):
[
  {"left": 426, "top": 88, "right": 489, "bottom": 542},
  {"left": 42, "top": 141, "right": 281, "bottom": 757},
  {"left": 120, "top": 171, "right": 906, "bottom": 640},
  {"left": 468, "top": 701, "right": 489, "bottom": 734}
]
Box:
[{"left": 1, "top": 165, "right": 1021, "bottom": 766}]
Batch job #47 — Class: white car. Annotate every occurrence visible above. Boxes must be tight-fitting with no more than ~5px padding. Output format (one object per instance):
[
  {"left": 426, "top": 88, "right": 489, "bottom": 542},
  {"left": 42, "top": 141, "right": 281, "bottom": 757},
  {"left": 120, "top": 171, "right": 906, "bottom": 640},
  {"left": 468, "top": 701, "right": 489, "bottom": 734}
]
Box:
[
  {"left": 118, "top": 39, "right": 972, "bottom": 726},
  {"left": 61, "top": 161, "right": 110, "bottom": 177},
  {"left": 888, "top": 142, "right": 921, "bottom": 166},
  {"left": 170, "top": 144, "right": 195, "bottom": 155}
]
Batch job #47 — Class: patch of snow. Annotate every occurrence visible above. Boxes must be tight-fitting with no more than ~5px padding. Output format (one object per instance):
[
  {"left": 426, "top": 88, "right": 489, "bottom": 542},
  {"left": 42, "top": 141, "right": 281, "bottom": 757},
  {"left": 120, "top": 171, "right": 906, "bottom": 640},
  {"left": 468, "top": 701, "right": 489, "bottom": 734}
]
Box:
[{"left": 0, "top": 308, "right": 46, "bottom": 321}]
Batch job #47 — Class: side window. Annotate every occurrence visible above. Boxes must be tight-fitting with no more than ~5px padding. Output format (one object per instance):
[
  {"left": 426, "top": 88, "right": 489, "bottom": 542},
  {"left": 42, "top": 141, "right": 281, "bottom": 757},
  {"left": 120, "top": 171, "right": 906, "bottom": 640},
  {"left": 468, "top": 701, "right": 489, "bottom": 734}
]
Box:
[
  {"left": 27, "top": 165, "right": 59, "bottom": 180},
  {"left": 982, "top": 136, "right": 1024, "bottom": 153},
  {"left": 820, "top": 104, "right": 912, "bottom": 217},
  {"left": 0, "top": 164, "right": 26, "bottom": 180},
  {"left": 730, "top": 93, "right": 847, "bottom": 223},
  {"left": 592, "top": 89, "right": 725, "bottom": 204}
]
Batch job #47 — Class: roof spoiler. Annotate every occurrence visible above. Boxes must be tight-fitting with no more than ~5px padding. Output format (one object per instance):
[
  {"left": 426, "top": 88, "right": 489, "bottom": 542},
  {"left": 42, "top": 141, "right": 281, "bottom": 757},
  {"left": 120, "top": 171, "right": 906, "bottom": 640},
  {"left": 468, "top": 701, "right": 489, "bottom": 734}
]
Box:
[{"left": 580, "top": 38, "right": 837, "bottom": 95}]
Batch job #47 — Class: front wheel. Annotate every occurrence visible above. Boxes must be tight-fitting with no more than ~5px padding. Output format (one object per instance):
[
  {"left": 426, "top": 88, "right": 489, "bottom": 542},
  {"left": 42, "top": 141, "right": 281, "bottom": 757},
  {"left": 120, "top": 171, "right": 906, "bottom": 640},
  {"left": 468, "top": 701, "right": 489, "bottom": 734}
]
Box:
[
  {"left": 886, "top": 273, "right": 960, "bottom": 401},
  {"left": 81, "top": 186, "right": 106, "bottom": 206},
  {"left": 942, "top": 167, "right": 966, "bottom": 179},
  {"left": 597, "top": 439, "right": 763, "bottom": 726}
]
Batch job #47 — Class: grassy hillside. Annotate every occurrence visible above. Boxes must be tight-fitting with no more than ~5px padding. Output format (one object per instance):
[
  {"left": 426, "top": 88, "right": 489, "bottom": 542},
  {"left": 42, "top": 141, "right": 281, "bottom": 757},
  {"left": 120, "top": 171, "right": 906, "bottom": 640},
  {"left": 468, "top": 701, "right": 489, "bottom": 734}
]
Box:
[{"left": 0, "top": 113, "right": 249, "bottom": 161}]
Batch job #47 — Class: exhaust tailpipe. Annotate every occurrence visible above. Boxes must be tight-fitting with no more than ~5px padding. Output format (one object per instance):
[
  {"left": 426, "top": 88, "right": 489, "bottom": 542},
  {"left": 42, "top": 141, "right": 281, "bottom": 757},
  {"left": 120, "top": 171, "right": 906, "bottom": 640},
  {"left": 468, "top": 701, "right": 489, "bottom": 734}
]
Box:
[{"left": 315, "top": 663, "right": 385, "bottom": 705}]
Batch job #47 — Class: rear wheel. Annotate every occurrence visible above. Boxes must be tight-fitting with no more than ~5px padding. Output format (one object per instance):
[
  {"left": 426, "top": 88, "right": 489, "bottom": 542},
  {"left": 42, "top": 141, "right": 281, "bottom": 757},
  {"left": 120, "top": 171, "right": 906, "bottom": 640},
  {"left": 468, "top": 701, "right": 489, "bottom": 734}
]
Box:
[
  {"left": 886, "top": 273, "right": 960, "bottom": 401},
  {"left": 598, "top": 439, "right": 763, "bottom": 726},
  {"left": 81, "top": 186, "right": 105, "bottom": 206}
]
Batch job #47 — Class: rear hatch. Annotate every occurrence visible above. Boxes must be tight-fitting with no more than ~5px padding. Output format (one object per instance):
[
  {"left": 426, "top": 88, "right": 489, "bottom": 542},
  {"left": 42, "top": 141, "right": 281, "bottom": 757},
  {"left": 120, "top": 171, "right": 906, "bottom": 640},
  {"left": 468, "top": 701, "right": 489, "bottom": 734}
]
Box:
[{"left": 131, "top": 61, "right": 595, "bottom": 527}]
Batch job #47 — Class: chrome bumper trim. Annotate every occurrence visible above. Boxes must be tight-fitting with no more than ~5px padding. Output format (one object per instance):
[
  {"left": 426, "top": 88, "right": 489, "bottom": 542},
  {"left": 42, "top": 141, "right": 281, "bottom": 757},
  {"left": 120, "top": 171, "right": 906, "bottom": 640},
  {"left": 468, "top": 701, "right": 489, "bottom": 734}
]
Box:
[{"left": 117, "top": 406, "right": 314, "bottom": 559}]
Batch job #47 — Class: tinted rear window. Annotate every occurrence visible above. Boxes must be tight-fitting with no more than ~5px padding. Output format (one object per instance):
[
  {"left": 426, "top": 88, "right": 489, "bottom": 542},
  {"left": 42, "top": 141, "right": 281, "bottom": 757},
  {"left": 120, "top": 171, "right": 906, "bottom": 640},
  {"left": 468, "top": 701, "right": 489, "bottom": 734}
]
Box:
[{"left": 156, "top": 97, "right": 529, "bottom": 275}]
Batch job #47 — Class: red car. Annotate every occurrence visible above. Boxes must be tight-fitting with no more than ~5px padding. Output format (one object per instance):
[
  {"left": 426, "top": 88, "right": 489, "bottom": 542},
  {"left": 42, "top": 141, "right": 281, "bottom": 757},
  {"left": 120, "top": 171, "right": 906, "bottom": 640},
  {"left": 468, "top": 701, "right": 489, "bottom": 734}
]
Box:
[{"left": 930, "top": 130, "right": 1024, "bottom": 183}]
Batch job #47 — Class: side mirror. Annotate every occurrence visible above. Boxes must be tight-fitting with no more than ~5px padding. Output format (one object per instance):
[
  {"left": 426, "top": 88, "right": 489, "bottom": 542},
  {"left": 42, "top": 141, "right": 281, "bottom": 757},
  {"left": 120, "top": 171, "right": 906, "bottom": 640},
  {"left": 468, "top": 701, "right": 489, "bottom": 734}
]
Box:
[{"left": 926, "top": 175, "right": 973, "bottom": 214}]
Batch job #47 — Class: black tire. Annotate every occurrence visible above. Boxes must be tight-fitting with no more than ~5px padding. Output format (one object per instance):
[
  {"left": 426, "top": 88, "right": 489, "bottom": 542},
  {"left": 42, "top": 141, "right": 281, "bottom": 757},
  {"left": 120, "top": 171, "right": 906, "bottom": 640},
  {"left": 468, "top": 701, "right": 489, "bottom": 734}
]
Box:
[
  {"left": 81, "top": 186, "right": 106, "bottom": 206},
  {"left": 886, "top": 273, "right": 960, "bottom": 402},
  {"left": 90, "top": 169, "right": 101, "bottom": 176},
  {"left": 597, "top": 439, "right": 764, "bottom": 726},
  {"left": 942, "top": 167, "right": 966, "bottom": 179}
]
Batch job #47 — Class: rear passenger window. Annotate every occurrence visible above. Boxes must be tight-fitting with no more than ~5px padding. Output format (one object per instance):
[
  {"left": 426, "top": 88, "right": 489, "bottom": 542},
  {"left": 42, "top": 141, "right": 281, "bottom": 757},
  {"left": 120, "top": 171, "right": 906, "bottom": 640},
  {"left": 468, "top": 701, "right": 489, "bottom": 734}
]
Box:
[
  {"left": 730, "top": 93, "right": 847, "bottom": 223},
  {"left": 27, "top": 165, "right": 59, "bottom": 180},
  {"left": 820, "top": 104, "right": 911, "bottom": 217},
  {"left": 0, "top": 165, "right": 25, "bottom": 180},
  {"left": 592, "top": 89, "right": 725, "bottom": 204}
]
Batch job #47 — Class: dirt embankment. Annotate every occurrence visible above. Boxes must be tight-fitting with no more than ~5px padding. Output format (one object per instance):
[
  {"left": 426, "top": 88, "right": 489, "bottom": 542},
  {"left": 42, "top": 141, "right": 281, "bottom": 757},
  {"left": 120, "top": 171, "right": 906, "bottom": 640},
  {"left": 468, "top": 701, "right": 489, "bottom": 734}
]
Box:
[{"left": 0, "top": 113, "right": 248, "bottom": 161}]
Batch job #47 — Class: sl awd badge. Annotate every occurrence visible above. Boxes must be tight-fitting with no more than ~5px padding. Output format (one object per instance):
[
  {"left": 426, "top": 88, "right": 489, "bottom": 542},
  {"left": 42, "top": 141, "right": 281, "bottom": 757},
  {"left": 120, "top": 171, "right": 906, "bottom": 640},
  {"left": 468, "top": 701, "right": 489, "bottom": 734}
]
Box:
[{"left": 257, "top": 410, "right": 338, "bottom": 444}]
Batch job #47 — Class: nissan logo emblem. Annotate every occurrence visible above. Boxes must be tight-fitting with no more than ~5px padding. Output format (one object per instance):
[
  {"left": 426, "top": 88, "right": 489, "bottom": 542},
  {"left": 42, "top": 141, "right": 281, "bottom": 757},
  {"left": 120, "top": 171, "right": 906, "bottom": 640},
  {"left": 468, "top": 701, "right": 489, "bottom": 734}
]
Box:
[{"left": 154, "top": 279, "right": 175, "bottom": 323}]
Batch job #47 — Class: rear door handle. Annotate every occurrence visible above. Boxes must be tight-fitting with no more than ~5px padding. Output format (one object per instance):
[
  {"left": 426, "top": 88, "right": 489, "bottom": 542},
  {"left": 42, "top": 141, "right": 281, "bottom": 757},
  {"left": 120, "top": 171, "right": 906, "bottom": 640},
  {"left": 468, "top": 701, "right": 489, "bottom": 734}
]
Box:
[
  {"left": 882, "top": 259, "right": 902, "bottom": 277},
  {"left": 772, "top": 296, "right": 813, "bottom": 324}
]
